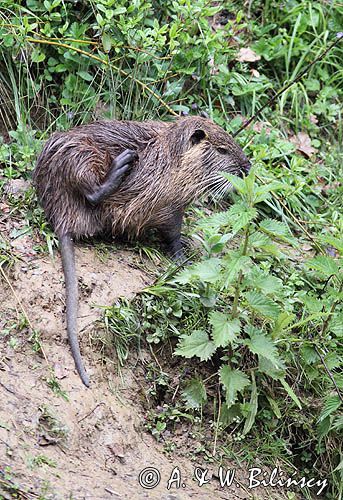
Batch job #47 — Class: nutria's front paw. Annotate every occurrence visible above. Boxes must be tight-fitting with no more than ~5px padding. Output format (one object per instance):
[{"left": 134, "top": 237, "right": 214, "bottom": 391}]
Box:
[{"left": 114, "top": 149, "right": 138, "bottom": 169}]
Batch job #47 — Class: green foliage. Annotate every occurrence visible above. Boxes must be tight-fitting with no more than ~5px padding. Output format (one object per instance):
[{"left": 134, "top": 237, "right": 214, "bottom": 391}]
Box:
[
  {"left": 182, "top": 378, "right": 207, "bottom": 409},
  {"left": 220, "top": 366, "right": 250, "bottom": 407},
  {"left": 104, "top": 167, "right": 342, "bottom": 498},
  {"left": 174, "top": 330, "right": 216, "bottom": 361}
]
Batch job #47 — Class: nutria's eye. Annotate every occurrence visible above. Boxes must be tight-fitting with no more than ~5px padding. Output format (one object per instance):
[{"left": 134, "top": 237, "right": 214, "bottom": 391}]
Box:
[{"left": 217, "top": 147, "right": 229, "bottom": 155}]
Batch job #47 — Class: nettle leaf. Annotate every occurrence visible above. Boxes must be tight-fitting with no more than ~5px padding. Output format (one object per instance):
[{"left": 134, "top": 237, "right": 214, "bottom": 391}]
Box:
[
  {"left": 222, "top": 252, "right": 251, "bottom": 287},
  {"left": 245, "top": 291, "right": 281, "bottom": 319},
  {"left": 320, "top": 235, "right": 343, "bottom": 254},
  {"left": 173, "top": 258, "right": 221, "bottom": 284},
  {"left": 306, "top": 255, "right": 340, "bottom": 276},
  {"left": 174, "top": 330, "right": 216, "bottom": 361},
  {"left": 300, "top": 346, "right": 320, "bottom": 364},
  {"left": 244, "top": 328, "right": 285, "bottom": 370},
  {"left": 253, "top": 182, "right": 284, "bottom": 204},
  {"left": 191, "top": 258, "right": 222, "bottom": 283},
  {"left": 259, "top": 219, "right": 296, "bottom": 246},
  {"left": 207, "top": 233, "right": 231, "bottom": 254},
  {"left": 209, "top": 311, "right": 241, "bottom": 347},
  {"left": 249, "top": 231, "right": 272, "bottom": 248},
  {"left": 317, "top": 416, "right": 331, "bottom": 440},
  {"left": 226, "top": 202, "right": 257, "bottom": 233},
  {"left": 195, "top": 211, "right": 229, "bottom": 232},
  {"left": 331, "top": 416, "right": 343, "bottom": 432},
  {"left": 221, "top": 172, "right": 246, "bottom": 194},
  {"left": 329, "top": 313, "right": 343, "bottom": 337},
  {"left": 302, "top": 293, "right": 324, "bottom": 313},
  {"left": 219, "top": 403, "right": 242, "bottom": 426},
  {"left": 182, "top": 378, "right": 207, "bottom": 408},
  {"left": 245, "top": 266, "right": 283, "bottom": 294},
  {"left": 248, "top": 232, "right": 285, "bottom": 257},
  {"left": 319, "top": 395, "right": 341, "bottom": 421},
  {"left": 220, "top": 366, "right": 250, "bottom": 407},
  {"left": 272, "top": 311, "right": 295, "bottom": 336}
]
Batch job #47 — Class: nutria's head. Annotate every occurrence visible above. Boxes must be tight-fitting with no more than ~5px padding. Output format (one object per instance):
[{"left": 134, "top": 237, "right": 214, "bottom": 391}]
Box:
[{"left": 166, "top": 116, "right": 251, "bottom": 198}]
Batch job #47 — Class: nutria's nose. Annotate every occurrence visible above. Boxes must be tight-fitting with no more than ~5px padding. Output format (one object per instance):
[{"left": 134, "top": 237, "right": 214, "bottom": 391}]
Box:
[{"left": 239, "top": 159, "right": 251, "bottom": 177}]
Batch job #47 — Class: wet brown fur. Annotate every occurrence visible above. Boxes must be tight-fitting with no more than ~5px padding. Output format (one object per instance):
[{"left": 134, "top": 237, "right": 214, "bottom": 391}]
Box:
[{"left": 34, "top": 116, "right": 250, "bottom": 241}]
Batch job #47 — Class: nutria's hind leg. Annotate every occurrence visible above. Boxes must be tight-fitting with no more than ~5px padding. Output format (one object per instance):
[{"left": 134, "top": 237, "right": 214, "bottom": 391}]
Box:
[
  {"left": 159, "top": 209, "right": 185, "bottom": 261},
  {"left": 86, "top": 149, "right": 137, "bottom": 205}
]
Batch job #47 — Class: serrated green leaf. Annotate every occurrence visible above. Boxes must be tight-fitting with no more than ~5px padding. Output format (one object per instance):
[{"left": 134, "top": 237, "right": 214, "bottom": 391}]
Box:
[
  {"left": 331, "top": 416, "right": 343, "bottom": 432},
  {"left": 306, "top": 255, "right": 340, "bottom": 276},
  {"left": 191, "top": 258, "right": 222, "bottom": 283},
  {"left": 182, "top": 378, "right": 207, "bottom": 408},
  {"left": 249, "top": 231, "right": 272, "bottom": 248},
  {"left": 222, "top": 252, "right": 251, "bottom": 287},
  {"left": 319, "top": 395, "right": 341, "bottom": 421},
  {"left": 317, "top": 416, "right": 331, "bottom": 439},
  {"left": 219, "top": 403, "right": 241, "bottom": 426},
  {"left": 300, "top": 346, "right": 319, "bottom": 364},
  {"left": 245, "top": 267, "right": 283, "bottom": 294},
  {"left": 245, "top": 328, "right": 284, "bottom": 369},
  {"left": 320, "top": 235, "right": 343, "bottom": 254},
  {"left": 174, "top": 330, "right": 216, "bottom": 361},
  {"left": 260, "top": 242, "right": 284, "bottom": 257},
  {"left": 302, "top": 294, "right": 324, "bottom": 313},
  {"left": 221, "top": 172, "right": 246, "bottom": 194},
  {"left": 259, "top": 218, "right": 296, "bottom": 245},
  {"left": 245, "top": 291, "right": 281, "bottom": 319},
  {"left": 253, "top": 182, "right": 284, "bottom": 204},
  {"left": 329, "top": 313, "right": 343, "bottom": 337},
  {"left": 195, "top": 211, "right": 230, "bottom": 232},
  {"left": 172, "top": 267, "right": 196, "bottom": 285},
  {"left": 209, "top": 312, "right": 241, "bottom": 347},
  {"left": 220, "top": 366, "right": 250, "bottom": 407},
  {"left": 173, "top": 258, "right": 221, "bottom": 284},
  {"left": 272, "top": 311, "right": 295, "bottom": 336},
  {"left": 226, "top": 202, "right": 257, "bottom": 233}
]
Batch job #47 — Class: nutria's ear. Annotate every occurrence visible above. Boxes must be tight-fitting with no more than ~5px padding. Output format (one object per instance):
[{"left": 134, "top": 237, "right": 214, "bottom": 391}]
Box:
[{"left": 190, "top": 129, "right": 206, "bottom": 145}]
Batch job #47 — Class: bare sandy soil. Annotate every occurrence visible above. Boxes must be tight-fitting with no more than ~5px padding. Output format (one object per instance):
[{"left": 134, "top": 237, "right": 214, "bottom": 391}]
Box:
[{"left": 0, "top": 189, "right": 289, "bottom": 499}]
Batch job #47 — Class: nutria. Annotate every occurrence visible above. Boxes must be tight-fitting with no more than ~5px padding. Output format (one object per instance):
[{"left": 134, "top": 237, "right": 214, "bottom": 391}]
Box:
[{"left": 33, "top": 116, "right": 250, "bottom": 387}]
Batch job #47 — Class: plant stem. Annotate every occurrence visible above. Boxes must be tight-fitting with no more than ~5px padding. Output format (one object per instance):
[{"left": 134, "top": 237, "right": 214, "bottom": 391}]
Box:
[{"left": 231, "top": 226, "right": 250, "bottom": 318}]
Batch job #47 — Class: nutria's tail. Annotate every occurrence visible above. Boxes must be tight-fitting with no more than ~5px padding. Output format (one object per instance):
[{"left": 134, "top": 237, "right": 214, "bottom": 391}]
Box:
[{"left": 59, "top": 233, "right": 90, "bottom": 387}]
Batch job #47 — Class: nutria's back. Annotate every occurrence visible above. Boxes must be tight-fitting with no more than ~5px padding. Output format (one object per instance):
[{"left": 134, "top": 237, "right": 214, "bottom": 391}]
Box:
[{"left": 33, "top": 120, "right": 168, "bottom": 238}]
